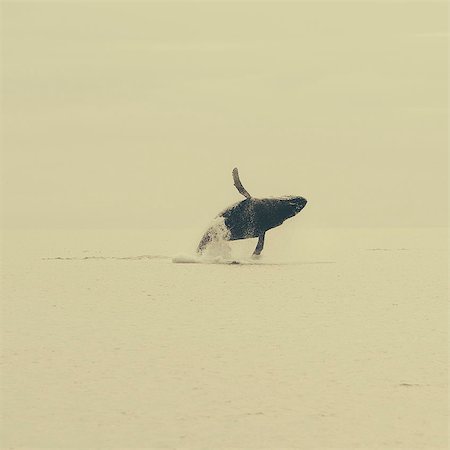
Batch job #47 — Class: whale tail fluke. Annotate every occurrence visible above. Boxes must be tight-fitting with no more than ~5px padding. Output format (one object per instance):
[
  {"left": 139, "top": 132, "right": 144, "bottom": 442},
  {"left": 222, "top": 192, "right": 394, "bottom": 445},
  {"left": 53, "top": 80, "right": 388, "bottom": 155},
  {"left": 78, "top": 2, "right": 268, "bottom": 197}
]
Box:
[{"left": 232, "top": 168, "right": 252, "bottom": 199}]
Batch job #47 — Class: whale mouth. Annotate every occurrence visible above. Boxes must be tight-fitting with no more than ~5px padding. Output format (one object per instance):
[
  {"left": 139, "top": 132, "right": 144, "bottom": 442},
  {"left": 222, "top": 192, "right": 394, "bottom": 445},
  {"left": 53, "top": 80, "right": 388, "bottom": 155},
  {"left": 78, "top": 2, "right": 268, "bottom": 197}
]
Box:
[{"left": 289, "top": 197, "right": 307, "bottom": 213}]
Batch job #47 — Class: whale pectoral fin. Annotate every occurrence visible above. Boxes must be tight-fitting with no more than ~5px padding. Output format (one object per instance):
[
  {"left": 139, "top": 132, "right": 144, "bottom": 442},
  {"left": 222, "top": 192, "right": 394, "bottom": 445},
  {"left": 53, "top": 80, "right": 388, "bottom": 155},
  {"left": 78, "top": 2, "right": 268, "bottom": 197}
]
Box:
[
  {"left": 232, "top": 168, "right": 251, "bottom": 199},
  {"left": 253, "top": 232, "right": 265, "bottom": 256}
]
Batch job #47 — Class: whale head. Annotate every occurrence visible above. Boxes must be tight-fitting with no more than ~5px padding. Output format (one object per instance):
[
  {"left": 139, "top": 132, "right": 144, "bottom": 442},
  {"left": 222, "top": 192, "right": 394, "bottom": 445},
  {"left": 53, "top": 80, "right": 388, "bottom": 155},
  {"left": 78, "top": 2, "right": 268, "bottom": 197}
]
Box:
[
  {"left": 277, "top": 195, "right": 308, "bottom": 218},
  {"left": 253, "top": 195, "right": 307, "bottom": 232}
]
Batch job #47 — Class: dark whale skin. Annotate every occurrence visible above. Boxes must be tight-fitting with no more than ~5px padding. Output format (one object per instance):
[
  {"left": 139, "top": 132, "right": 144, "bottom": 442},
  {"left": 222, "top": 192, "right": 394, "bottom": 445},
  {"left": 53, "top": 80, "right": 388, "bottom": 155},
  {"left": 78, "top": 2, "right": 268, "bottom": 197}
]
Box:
[
  {"left": 222, "top": 197, "right": 307, "bottom": 240},
  {"left": 197, "top": 196, "right": 307, "bottom": 252}
]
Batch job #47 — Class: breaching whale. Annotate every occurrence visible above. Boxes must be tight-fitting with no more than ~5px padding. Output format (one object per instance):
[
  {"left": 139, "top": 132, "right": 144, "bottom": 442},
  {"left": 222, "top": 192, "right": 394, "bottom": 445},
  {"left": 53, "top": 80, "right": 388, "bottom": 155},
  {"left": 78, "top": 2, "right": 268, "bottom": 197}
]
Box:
[{"left": 197, "top": 168, "right": 307, "bottom": 257}]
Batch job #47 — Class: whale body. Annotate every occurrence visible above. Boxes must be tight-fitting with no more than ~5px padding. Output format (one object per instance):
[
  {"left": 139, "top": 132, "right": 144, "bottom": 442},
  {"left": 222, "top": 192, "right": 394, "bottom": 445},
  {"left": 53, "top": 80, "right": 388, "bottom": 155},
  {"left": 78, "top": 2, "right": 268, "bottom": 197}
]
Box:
[{"left": 197, "top": 169, "right": 307, "bottom": 256}]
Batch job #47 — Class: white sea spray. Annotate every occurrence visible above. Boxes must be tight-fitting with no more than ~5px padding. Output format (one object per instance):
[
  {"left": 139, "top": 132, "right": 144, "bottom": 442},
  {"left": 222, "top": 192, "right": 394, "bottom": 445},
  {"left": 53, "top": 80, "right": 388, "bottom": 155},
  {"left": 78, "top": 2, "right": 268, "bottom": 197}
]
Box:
[{"left": 198, "top": 216, "right": 232, "bottom": 260}]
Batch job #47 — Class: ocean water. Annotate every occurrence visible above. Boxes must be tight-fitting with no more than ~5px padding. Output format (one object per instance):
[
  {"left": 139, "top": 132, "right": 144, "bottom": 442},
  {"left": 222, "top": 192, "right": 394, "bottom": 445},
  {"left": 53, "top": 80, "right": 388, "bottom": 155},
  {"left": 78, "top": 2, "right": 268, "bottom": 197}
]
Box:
[{"left": 1, "top": 227, "right": 447, "bottom": 448}]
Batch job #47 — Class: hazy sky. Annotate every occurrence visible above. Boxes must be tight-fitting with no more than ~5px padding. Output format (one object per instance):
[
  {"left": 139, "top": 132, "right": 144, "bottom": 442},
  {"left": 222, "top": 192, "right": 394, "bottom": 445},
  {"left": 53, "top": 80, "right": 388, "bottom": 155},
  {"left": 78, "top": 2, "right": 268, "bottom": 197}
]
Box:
[{"left": 1, "top": 1, "right": 447, "bottom": 229}]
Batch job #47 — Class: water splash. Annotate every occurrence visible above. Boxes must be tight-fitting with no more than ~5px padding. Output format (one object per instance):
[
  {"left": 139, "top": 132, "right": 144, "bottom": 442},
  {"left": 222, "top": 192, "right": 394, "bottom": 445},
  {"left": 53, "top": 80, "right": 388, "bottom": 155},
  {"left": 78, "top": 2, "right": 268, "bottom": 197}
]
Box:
[{"left": 197, "top": 216, "right": 232, "bottom": 259}]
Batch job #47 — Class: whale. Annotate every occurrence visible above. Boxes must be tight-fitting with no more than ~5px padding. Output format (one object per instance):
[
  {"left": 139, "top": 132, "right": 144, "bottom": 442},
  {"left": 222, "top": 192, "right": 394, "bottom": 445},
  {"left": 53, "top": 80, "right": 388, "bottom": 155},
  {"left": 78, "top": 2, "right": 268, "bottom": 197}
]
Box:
[{"left": 197, "top": 168, "right": 307, "bottom": 256}]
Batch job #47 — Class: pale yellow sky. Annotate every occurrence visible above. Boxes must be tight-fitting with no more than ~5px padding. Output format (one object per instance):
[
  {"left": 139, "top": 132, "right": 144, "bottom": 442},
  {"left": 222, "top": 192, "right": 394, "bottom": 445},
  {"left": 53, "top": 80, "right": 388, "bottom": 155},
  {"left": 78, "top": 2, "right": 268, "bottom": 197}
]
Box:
[{"left": 1, "top": 1, "right": 448, "bottom": 229}]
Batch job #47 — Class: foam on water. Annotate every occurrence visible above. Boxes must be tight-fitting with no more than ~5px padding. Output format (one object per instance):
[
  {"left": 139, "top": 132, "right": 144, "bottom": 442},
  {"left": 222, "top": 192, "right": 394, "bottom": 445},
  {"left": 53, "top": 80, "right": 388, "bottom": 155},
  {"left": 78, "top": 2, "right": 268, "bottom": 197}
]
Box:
[
  {"left": 172, "top": 254, "right": 242, "bottom": 265},
  {"left": 171, "top": 254, "right": 335, "bottom": 266}
]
